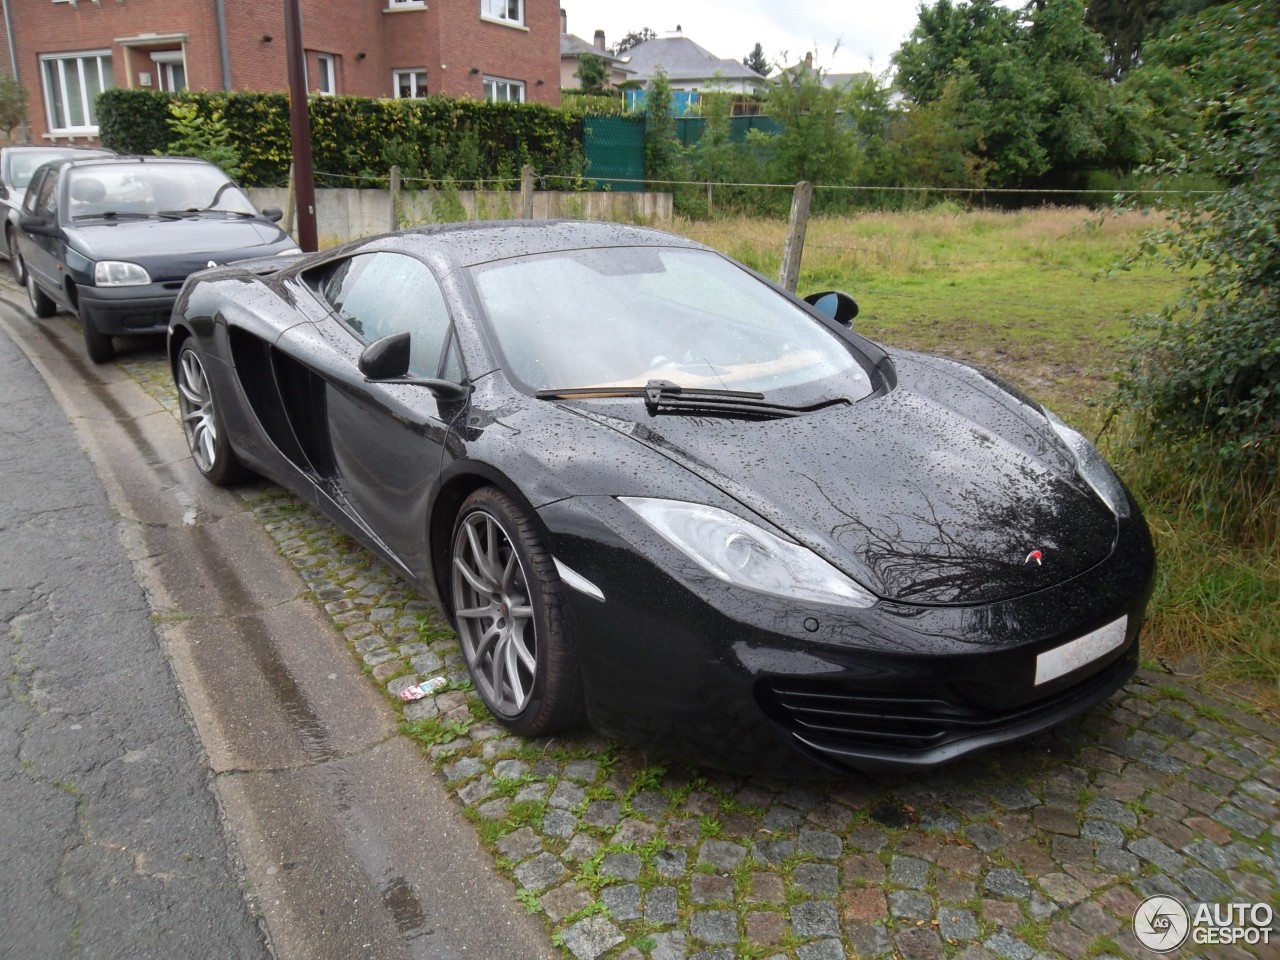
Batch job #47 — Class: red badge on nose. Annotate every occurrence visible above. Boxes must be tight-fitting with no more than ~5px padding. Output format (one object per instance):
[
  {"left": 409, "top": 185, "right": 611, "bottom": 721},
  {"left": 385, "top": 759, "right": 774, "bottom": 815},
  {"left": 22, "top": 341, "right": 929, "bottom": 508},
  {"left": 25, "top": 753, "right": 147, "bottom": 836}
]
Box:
[{"left": 1025, "top": 550, "right": 1043, "bottom": 566}]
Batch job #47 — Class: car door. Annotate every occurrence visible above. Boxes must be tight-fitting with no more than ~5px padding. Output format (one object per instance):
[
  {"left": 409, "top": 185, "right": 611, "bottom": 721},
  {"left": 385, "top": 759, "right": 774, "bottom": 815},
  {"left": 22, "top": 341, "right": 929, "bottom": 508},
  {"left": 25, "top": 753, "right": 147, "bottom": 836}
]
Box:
[
  {"left": 279, "top": 250, "right": 465, "bottom": 574},
  {"left": 19, "top": 166, "right": 63, "bottom": 302}
]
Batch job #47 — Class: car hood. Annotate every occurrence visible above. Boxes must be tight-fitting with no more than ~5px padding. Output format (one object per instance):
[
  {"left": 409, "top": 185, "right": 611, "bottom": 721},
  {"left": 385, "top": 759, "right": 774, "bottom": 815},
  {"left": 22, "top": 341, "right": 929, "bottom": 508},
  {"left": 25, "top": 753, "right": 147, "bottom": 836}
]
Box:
[
  {"left": 558, "top": 355, "right": 1117, "bottom": 606},
  {"left": 69, "top": 216, "right": 292, "bottom": 280}
]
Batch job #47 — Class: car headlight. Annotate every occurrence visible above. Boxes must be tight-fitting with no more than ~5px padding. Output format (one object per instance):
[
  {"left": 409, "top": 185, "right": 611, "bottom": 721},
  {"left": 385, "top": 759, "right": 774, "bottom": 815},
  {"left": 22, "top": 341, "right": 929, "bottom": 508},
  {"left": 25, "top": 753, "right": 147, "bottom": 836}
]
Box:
[
  {"left": 94, "top": 261, "right": 151, "bottom": 286},
  {"left": 619, "top": 497, "right": 877, "bottom": 608},
  {"left": 1046, "top": 412, "right": 1130, "bottom": 519}
]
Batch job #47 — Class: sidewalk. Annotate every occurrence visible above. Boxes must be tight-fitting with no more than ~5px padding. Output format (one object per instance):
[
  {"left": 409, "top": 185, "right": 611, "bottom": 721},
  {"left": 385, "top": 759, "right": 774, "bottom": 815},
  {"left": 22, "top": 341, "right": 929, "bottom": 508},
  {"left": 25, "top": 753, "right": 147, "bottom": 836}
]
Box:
[{"left": 0, "top": 324, "right": 271, "bottom": 957}]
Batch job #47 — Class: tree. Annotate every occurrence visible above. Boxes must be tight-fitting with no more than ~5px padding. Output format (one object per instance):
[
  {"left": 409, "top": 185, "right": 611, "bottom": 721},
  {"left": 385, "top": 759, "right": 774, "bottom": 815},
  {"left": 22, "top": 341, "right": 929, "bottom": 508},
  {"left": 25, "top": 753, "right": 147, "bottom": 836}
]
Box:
[
  {"left": 762, "top": 62, "right": 855, "bottom": 186},
  {"left": 1084, "top": 0, "right": 1235, "bottom": 79},
  {"left": 743, "top": 43, "right": 770, "bottom": 77},
  {"left": 643, "top": 70, "right": 679, "bottom": 183},
  {"left": 574, "top": 53, "right": 607, "bottom": 94},
  {"left": 892, "top": 0, "right": 1115, "bottom": 188},
  {"left": 0, "top": 76, "right": 28, "bottom": 142},
  {"left": 1116, "top": 2, "right": 1280, "bottom": 535},
  {"left": 610, "top": 28, "right": 656, "bottom": 56},
  {"left": 161, "top": 101, "right": 243, "bottom": 181}
]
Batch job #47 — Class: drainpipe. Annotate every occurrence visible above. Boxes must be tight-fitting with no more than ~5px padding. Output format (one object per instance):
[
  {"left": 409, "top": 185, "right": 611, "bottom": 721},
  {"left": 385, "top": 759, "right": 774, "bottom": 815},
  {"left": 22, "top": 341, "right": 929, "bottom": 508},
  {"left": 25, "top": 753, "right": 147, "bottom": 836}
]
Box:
[
  {"left": 1, "top": 0, "right": 28, "bottom": 142},
  {"left": 214, "top": 0, "right": 232, "bottom": 90}
]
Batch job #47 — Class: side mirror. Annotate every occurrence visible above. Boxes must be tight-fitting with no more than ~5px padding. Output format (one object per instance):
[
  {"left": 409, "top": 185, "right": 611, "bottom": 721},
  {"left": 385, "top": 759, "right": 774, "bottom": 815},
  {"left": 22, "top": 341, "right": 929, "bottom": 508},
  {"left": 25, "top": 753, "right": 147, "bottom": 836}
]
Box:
[
  {"left": 358, "top": 331, "right": 470, "bottom": 402},
  {"left": 20, "top": 214, "right": 59, "bottom": 238},
  {"left": 804, "top": 290, "right": 859, "bottom": 327},
  {"left": 359, "top": 331, "right": 413, "bottom": 380},
  {"left": 261, "top": 206, "right": 283, "bottom": 223}
]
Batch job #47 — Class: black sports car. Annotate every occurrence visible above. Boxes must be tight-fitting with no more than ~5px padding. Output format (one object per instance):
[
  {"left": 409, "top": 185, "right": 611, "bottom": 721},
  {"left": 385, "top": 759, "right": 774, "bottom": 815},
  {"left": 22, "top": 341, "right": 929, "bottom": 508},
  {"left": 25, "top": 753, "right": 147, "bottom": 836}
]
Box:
[
  {"left": 18, "top": 156, "right": 298, "bottom": 363},
  {"left": 168, "top": 221, "right": 1155, "bottom": 774}
]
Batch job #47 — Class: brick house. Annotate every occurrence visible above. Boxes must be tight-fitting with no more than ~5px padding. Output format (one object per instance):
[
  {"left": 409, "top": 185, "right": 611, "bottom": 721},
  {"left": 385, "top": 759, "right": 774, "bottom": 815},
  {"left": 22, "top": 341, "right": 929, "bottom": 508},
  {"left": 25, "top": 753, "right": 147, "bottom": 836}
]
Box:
[{"left": 1, "top": 0, "right": 561, "bottom": 143}]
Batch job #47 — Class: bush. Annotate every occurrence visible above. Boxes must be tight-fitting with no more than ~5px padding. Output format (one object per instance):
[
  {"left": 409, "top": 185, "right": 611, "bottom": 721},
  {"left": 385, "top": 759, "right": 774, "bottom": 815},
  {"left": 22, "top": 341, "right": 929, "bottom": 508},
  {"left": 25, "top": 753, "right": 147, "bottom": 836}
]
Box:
[
  {"left": 98, "top": 90, "right": 586, "bottom": 189},
  {"left": 1114, "top": 3, "right": 1279, "bottom": 541}
]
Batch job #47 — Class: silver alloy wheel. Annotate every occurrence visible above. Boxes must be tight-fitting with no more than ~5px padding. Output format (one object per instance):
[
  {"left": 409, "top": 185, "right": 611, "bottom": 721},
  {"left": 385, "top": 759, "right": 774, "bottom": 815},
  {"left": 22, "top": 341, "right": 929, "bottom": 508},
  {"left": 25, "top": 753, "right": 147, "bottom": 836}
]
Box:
[
  {"left": 451, "top": 510, "right": 537, "bottom": 718},
  {"left": 176, "top": 347, "right": 218, "bottom": 474}
]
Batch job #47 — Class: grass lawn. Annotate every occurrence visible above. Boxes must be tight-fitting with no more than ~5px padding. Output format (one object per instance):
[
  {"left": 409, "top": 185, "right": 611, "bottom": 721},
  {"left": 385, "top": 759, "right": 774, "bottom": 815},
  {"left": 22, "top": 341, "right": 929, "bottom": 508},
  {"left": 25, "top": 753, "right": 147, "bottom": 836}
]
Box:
[{"left": 675, "top": 207, "right": 1278, "bottom": 708}]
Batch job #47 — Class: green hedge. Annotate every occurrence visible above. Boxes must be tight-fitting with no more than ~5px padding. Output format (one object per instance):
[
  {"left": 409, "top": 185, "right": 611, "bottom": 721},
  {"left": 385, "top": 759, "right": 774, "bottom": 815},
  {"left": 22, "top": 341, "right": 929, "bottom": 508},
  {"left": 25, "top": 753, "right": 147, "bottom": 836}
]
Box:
[{"left": 97, "top": 89, "right": 586, "bottom": 188}]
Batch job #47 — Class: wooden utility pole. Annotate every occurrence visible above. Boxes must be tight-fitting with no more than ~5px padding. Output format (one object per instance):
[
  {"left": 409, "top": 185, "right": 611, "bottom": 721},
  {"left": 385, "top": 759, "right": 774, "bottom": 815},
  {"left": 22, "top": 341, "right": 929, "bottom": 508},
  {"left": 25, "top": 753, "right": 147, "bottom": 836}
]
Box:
[{"left": 284, "top": 0, "right": 318, "bottom": 251}]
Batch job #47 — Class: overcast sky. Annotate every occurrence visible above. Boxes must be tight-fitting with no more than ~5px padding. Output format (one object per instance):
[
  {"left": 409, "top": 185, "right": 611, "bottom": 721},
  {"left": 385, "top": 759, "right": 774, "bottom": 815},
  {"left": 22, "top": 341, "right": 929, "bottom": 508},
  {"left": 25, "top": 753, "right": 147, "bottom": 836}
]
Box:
[{"left": 558, "top": 0, "right": 931, "bottom": 77}]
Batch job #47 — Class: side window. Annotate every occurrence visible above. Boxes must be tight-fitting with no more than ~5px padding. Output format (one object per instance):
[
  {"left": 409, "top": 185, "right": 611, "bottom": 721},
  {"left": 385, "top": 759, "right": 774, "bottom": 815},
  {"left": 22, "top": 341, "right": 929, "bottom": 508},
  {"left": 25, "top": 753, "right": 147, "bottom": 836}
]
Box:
[
  {"left": 25, "top": 168, "right": 56, "bottom": 217},
  {"left": 34, "top": 168, "right": 60, "bottom": 219},
  {"left": 319, "top": 251, "right": 452, "bottom": 378}
]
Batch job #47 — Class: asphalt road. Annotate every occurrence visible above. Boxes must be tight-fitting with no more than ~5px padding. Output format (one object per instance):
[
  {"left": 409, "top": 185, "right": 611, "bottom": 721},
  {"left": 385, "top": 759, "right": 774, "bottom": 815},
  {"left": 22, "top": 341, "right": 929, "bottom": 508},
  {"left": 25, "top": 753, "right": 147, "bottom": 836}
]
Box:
[
  {"left": 0, "top": 295, "right": 554, "bottom": 959},
  {"left": 0, "top": 314, "right": 270, "bottom": 958}
]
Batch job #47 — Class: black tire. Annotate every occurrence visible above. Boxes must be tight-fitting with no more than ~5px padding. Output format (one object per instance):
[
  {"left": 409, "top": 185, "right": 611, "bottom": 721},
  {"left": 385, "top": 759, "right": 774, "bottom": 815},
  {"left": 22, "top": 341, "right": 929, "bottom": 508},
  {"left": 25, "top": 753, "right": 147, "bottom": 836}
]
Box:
[
  {"left": 26, "top": 273, "right": 55, "bottom": 319},
  {"left": 7, "top": 228, "right": 24, "bottom": 286},
  {"left": 175, "top": 340, "right": 249, "bottom": 486},
  {"left": 79, "top": 302, "right": 115, "bottom": 363},
  {"left": 450, "top": 487, "right": 584, "bottom": 736}
]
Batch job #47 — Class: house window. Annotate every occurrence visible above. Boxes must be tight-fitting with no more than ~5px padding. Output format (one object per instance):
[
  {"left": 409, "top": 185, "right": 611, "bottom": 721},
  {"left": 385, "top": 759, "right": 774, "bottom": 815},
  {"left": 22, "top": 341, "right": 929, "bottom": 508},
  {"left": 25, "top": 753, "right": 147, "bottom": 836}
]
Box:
[
  {"left": 483, "top": 76, "right": 524, "bottom": 103},
  {"left": 314, "top": 53, "right": 337, "bottom": 95},
  {"left": 150, "top": 50, "right": 187, "bottom": 93},
  {"left": 481, "top": 0, "right": 523, "bottom": 26},
  {"left": 386, "top": 0, "right": 426, "bottom": 7},
  {"left": 393, "top": 70, "right": 428, "bottom": 98},
  {"left": 41, "top": 51, "right": 114, "bottom": 134}
]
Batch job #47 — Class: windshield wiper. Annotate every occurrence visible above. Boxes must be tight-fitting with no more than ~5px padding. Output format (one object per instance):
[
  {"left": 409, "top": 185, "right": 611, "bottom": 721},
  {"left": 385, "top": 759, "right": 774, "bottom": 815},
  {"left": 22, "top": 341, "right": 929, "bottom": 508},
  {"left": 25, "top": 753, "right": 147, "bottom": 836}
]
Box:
[
  {"left": 73, "top": 210, "right": 178, "bottom": 221},
  {"left": 537, "top": 379, "right": 848, "bottom": 420}
]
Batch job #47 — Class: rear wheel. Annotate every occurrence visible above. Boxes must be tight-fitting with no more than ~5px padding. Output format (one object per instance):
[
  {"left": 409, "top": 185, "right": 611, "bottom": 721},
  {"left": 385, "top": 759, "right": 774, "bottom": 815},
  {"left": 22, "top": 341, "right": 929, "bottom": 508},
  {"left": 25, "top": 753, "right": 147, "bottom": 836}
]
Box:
[
  {"left": 79, "top": 302, "right": 115, "bottom": 363},
  {"left": 450, "top": 488, "right": 584, "bottom": 736},
  {"left": 176, "top": 341, "right": 248, "bottom": 485},
  {"left": 26, "top": 273, "right": 55, "bottom": 319}
]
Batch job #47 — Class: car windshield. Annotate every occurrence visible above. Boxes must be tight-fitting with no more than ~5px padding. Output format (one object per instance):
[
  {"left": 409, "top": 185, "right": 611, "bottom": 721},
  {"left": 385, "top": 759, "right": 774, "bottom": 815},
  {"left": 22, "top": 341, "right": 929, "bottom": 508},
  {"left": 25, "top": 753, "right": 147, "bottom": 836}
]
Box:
[
  {"left": 65, "top": 163, "right": 258, "bottom": 219},
  {"left": 469, "top": 246, "right": 873, "bottom": 400}
]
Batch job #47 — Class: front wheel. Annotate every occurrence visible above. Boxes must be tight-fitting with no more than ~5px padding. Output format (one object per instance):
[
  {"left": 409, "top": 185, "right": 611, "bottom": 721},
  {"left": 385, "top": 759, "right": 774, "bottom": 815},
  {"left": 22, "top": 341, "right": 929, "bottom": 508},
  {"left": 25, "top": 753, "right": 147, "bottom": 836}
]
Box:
[
  {"left": 7, "top": 229, "right": 25, "bottom": 286},
  {"left": 450, "top": 488, "right": 584, "bottom": 736},
  {"left": 26, "top": 273, "right": 55, "bottom": 319},
  {"left": 175, "top": 341, "right": 249, "bottom": 486}
]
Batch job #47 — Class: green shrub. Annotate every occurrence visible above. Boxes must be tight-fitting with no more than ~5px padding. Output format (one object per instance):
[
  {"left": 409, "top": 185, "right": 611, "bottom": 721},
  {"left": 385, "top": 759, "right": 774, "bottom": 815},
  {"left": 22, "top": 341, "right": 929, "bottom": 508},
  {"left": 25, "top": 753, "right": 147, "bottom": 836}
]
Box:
[{"left": 98, "top": 90, "right": 585, "bottom": 189}]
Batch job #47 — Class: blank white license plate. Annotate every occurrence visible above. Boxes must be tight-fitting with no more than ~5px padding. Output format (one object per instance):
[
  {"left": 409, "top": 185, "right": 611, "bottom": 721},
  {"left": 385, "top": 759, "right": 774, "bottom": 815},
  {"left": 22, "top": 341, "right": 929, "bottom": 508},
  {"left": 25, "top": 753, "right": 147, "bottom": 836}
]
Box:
[{"left": 1035, "top": 616, "right": 1128, "bottom": 686}]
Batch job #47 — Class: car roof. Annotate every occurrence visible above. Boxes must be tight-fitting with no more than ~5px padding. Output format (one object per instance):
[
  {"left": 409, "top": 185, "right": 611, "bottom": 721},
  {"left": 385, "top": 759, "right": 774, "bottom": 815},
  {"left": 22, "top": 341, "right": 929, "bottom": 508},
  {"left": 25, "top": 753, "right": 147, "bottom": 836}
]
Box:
[
  {"left": 382, "top": 220, "right": 707, "bottom": 267},
  {"left": 53, "top": 155, "right": 218, "bottom": 170}
]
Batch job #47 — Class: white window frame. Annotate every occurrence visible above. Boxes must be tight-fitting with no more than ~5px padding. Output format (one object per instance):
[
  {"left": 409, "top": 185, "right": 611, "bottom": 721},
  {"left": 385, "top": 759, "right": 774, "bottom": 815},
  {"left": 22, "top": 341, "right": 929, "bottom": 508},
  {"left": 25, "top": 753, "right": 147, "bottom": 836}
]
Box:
[
  {"left": 482, "top": 76, "right": 525, "bottom": 103},
  {"left": 481, "top": 0, "right": 524, "bottom": 27},
  {"left": 315, "top": 53, "right": 337, "bottom": 96},
  {"left": 40, "top": 50, "right": 114, "bottom": 136},
  {"left": 386, "top": 0, "right": 426, "bottom": 8},
  {"left": 150, "top": 50, "right": 187, "bottom": 93},
  {"left": 393, "top": 69, "right": 428, "bottom": 99}
]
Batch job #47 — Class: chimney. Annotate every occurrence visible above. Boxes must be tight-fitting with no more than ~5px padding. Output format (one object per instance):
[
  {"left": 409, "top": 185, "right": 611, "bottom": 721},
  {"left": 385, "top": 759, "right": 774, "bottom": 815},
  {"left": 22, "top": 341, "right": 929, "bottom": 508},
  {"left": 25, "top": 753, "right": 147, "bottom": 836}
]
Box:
[
  {"left": 560, "top": 7, "right": 567, "bottom": 34},
  {"left": 594, "top": 30, "right": 606, "bottom": 51},
  {"left": 804, "top": 52, "right": 813, "bottom": 69}
]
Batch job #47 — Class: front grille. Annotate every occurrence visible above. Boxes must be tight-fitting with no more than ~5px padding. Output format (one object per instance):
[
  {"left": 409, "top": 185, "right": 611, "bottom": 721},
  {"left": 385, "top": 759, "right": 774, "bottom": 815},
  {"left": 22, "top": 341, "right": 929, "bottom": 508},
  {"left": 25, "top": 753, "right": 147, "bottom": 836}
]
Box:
[{"left": 757, "top": 654, "right": 1131, "bottom": 756}]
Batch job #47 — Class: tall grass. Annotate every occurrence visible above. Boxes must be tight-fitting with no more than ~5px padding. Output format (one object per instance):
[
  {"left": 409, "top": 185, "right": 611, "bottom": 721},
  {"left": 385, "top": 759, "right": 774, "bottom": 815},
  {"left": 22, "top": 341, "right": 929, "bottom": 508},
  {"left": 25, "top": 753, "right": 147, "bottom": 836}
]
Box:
[{"left": 669, "top": 207, "right": 1278, "bottom": 705}]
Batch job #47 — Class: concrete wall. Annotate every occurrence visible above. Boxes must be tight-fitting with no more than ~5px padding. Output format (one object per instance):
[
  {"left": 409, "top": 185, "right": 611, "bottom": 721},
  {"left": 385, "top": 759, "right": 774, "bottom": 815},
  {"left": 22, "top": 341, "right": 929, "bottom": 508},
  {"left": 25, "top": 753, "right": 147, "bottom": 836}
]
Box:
[{"left": 247, "top": 186, "right": 673, "bottom": 246}]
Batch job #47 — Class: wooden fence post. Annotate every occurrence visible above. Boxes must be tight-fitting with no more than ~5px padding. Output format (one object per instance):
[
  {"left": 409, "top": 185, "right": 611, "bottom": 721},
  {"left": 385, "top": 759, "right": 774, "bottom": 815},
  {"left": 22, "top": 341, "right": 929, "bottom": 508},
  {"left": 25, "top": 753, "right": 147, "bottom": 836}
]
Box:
[
  {"left": 283, "top": 162, "right": 296, "bottom": 236},
  {"left": 389, "top": 164, "right": 402, "bottom": 231},
  {"left": 520, "top": 165, "right": 535, "bottom": 219},
  {"left": 706, "top": 181, "right": 714, "bottom": 218},
  {"left": 778, "top": 180, "right": 813, "bottom": 292}
]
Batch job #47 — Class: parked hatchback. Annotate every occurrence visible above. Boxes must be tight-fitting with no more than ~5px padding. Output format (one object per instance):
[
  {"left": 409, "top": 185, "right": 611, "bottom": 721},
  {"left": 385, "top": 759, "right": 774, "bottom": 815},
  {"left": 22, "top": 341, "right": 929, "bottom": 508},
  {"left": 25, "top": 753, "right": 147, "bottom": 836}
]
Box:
[
  {"left": 0, "top": 144, "right": 115, "bottom": 284},
  {"left": 17, "top": 156, "right": 299, "bottom": 362}
]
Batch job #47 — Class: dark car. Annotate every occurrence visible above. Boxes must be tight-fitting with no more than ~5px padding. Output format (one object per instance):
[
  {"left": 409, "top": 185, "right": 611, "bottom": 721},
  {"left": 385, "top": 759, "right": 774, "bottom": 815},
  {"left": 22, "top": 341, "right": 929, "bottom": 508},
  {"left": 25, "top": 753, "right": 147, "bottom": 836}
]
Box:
[
  {"left": 0, "top": 144, "right": 115, "bottom": 284},
  {"left": 18, "top": 156, "right": 299, "bottom": 362},
  {"left": 168, "top": 221, "right": 1155, "bottom": 775}
]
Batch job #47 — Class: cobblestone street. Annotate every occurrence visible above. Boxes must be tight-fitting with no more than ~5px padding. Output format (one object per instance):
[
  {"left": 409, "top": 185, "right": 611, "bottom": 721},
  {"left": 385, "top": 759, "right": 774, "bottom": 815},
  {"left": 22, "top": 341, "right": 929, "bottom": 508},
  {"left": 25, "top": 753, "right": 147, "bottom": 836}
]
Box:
[{"left": 112, "top": 345, "right": 1280, "bottom": 960}]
